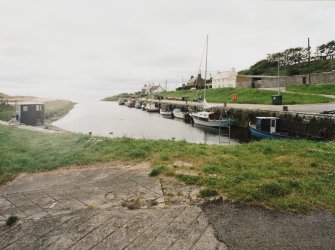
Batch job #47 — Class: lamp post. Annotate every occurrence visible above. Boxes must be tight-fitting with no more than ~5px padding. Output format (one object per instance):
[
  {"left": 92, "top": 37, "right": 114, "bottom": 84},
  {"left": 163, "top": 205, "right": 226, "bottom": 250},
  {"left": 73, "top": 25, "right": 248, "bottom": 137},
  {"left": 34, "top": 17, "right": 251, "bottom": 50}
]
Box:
[
  {"left": 176, "top": 74, "right": 185, "bottom": 90},
  {"left": 277, "top": 59, "right": 280, "bottom": 96}
]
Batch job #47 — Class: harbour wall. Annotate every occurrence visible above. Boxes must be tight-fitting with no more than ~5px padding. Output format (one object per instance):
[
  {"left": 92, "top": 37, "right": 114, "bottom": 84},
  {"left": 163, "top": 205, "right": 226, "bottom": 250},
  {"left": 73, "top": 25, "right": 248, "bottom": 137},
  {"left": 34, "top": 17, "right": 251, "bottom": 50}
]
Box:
[{"left": 148, "top": 99, "right": 335, "bottom": 140}]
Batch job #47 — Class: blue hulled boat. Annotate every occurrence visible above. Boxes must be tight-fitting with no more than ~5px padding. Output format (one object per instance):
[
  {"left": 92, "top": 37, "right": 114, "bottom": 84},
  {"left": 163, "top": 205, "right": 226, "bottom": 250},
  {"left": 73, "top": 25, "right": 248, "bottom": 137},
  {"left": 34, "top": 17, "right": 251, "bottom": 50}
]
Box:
[{"left": 249, "top": 117, "right": 290, "bottom": 140}]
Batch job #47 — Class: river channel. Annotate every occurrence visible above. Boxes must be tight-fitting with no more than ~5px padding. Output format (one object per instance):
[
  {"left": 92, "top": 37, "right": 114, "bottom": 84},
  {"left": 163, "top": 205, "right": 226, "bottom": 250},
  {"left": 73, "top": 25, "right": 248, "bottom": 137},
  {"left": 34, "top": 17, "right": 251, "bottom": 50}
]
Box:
[{"left": 53, "top": 101, "right": 249, "bottom": 145}]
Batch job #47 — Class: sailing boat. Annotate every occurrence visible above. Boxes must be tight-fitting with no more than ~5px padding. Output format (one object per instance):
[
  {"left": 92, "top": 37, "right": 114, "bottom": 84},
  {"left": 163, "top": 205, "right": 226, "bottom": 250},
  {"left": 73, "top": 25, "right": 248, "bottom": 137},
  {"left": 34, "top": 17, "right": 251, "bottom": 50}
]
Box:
[{"left": 190, "top": 35, "right": 233, "bottom": 128}]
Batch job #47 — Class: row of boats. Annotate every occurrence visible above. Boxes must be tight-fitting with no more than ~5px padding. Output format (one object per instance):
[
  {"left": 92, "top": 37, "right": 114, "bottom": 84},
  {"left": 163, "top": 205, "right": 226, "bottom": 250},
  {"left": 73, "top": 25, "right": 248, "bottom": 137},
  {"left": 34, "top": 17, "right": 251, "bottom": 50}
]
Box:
[
  {"left": 119, "top": 98, "right": 233, "bottom": 128},
  {"left": 118, "top": 97, "right": 291, "bottom": 140}
]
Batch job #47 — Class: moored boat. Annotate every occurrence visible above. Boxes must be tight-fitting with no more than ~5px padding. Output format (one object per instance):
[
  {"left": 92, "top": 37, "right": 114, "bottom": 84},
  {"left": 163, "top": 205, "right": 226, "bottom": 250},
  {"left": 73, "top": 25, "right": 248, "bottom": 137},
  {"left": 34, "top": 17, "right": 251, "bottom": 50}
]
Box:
[
  {"left": 135, "top": 101, "right": 142, "bottom": 109},
  {"left": 125, "top": 98, "right": 135, "bottom": 108},
  {"left": 190, "top": 111, "right": 232, "bottom": 127},
  {"left": 173, "top": 108, "right": 188, "bottom": 119},
  {"left": 118, "top": 98, "right": 126, "bottom": 105},
  {"left": 249, "top": 117, "right": 290, "bottom": 139},
  {"left": 160, "top": 109, "right": 173, "bottom": 118},
  {"left": 146, "top": 103, "right": 159, "bottom": 113}
]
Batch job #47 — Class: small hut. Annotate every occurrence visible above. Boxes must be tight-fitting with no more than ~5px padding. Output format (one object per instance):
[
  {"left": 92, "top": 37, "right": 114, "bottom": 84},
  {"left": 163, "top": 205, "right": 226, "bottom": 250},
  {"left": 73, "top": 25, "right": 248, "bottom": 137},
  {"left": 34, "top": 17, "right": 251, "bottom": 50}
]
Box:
[{"left": 16, "top": 102, "right": 45, "bottom": 126}]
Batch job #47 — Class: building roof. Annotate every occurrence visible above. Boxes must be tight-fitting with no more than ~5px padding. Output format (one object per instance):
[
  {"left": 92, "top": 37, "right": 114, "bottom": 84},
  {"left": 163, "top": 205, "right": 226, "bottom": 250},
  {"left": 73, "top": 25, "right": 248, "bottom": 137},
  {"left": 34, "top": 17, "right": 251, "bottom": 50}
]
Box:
[
  {"left": 17, "top": 102, "right": 44, "bottom": 105},
  {"left": 213, "top": 68, "right": 236, "bottom": 80}
]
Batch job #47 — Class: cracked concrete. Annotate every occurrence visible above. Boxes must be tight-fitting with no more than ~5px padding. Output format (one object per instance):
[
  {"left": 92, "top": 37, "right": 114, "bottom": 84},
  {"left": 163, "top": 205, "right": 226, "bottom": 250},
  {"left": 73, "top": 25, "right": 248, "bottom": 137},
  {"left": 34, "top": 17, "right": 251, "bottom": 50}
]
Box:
[{"left": 0, "top": 163, "right": 226, "bottom": 249}]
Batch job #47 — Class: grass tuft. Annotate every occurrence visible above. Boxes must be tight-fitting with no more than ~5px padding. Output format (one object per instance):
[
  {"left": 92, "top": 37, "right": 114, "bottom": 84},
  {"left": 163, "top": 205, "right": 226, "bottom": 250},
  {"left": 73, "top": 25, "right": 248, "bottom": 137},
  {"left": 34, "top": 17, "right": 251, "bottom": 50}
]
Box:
[
  {"left": 6, "top": 215, "right": 18, "bottom": 226},
  {"left": 200, "top": 188, "right": 219, "bottom": 198}
]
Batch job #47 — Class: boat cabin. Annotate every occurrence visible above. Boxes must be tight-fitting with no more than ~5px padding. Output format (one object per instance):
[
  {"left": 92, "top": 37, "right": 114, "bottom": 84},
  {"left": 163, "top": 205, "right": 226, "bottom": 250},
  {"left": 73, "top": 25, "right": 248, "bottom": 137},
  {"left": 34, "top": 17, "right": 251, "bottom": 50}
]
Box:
[
  {"left": 255, "top": 117, "right": 278, "bottom": 133},
  {"left": 16, "top": 102, "right": 45, "bottom": 126}
]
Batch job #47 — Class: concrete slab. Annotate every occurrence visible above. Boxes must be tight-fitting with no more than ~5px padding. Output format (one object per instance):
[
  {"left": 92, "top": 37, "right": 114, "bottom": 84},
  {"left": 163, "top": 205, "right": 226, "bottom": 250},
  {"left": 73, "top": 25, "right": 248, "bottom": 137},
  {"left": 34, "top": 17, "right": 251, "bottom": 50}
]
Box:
[{"left": 0, "top": 163, "right": 225, "bottom": 249}]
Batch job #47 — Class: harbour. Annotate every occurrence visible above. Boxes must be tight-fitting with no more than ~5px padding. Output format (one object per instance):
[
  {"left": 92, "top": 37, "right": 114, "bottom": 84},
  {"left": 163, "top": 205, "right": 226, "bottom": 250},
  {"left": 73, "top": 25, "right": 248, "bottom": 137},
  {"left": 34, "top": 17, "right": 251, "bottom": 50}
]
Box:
[{"left": 53, "top": 100, "right": 248, "bottom": 145}]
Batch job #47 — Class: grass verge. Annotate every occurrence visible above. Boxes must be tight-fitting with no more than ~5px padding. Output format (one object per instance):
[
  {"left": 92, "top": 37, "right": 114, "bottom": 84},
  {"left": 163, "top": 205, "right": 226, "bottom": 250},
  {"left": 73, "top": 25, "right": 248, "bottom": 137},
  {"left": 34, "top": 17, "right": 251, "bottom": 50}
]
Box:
[
  {"left": 287, "top": 83, "right": 335, "bottom": 95},
  {"left": 1, "top": 125, "right": 334, "bottom": 213},
  {"left": 160, "top": 88, "right": 332, "bottom": 104}
]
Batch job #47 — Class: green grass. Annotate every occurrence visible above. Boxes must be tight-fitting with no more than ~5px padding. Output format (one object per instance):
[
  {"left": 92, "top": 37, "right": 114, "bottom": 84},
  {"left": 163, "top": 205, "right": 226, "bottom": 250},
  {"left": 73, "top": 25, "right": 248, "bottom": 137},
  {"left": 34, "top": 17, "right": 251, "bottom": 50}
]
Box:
[
  {"left": 160, "top": 88, "right": 332, "bottom": 105},
  {"left": 6, "top": 215, "right": 18, "bottom": 226},
  {"left": 0, "top": 104, "right": 15, "bottom": 121},
  {"left": 199, "top": 188, "right": 219, "bottom": 198},
  {"left": 287, "top": 83, "right": 335, "bottom": 95},
  {"left": 1, "top": 125, "right": 335, "bottom": 213},
  {"left": 102, "top": 93, "right": 147, "bottom": 102}
]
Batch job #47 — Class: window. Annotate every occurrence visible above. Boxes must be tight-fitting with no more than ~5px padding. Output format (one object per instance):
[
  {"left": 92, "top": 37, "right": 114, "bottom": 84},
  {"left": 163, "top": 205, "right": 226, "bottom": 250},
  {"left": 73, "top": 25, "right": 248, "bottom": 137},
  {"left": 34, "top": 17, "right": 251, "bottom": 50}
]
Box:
[
  {"left": 36, "top": 105, "right": 41, "bottom": 111},
  {"left": 271, "top": 120, "right": 276, "bottom": 127},
  {"left": 22, "top": 106, "right": 28, "bottom": 112}
]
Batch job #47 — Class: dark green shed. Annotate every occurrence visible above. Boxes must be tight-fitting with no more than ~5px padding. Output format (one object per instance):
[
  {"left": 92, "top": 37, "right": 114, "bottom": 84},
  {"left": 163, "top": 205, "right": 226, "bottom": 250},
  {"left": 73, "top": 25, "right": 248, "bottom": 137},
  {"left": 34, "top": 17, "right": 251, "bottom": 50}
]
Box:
[{"left": 16, "top": 103, "right": 45, "bottom": 126}]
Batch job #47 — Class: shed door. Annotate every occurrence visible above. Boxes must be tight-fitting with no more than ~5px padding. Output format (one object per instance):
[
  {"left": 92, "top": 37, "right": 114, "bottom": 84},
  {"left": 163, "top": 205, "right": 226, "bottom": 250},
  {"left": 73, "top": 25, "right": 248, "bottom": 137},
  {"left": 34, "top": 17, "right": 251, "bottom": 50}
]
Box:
[{"left": 270, "top": 119, "right": 276, "bottom": 133}]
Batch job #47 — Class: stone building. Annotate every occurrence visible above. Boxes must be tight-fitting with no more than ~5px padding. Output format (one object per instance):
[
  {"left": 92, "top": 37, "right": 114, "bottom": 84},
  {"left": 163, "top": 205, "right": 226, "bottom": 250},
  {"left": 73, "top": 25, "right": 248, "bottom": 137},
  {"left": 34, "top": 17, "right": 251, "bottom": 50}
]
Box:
[{"left": 186, "top": 74, "right": 206, "bottom": 89}]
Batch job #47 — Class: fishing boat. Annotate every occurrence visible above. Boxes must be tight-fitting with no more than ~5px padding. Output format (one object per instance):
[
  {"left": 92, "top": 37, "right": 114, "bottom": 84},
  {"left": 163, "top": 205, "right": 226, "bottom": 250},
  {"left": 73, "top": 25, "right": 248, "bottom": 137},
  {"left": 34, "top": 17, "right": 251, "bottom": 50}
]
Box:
[
  {"left": 135, "top": 100, "right": 142, "bottom": 109},
  {"left": 160, "top": 109, "right": 173, "bottom": 118},
  {"left": 118, "top": 98, "right": 126, "bottom": 105},
  {"left": 146, "top": 103, "right": 159, "bottom": 113},
  {"left": 249, "top": 117, "right": 290, "bottom": 139},
  {"left": 189, "top": 35, "right": 232, "bottom": 128},
  {"left": 173, "top": 108, "right": 188, "bottom": 119},
  {"left": 125, "top": 98, "right": 135, "bottom": 108},
  {"left": 160, "top": 104, "right": 173, "bottom": 118},
  {"left": 191, "top": 111, "right": 233, "bottom": 127}
]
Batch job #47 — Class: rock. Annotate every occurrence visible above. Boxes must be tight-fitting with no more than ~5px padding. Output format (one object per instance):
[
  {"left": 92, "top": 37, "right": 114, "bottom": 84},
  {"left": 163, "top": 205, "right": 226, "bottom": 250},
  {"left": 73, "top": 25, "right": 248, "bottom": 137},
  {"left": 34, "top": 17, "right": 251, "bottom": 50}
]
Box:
[{"left": 173, "top": 161, "right": 193, "bottom": 168}]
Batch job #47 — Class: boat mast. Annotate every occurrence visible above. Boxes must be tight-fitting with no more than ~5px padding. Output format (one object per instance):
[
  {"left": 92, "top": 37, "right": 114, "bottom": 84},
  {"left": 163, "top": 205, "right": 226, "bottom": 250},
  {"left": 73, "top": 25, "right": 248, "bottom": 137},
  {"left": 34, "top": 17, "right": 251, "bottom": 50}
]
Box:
[{"left": 203, "top": 35, "right": 208, "bottom": 102}]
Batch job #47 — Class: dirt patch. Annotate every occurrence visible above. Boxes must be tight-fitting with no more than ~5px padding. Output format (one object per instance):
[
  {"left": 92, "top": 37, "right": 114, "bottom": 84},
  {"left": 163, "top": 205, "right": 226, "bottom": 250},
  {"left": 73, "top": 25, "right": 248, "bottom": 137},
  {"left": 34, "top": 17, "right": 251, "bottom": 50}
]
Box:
[{"left": 201, "top": 200, "right": 335, "bottom": 250}]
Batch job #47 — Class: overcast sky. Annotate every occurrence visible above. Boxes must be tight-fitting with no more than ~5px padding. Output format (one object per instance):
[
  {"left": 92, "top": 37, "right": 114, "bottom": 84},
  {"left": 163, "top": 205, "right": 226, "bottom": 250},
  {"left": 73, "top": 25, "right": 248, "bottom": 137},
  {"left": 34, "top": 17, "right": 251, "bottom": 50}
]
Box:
[{"left": 0, "top": 0, "right": 334, "bottom": 100}]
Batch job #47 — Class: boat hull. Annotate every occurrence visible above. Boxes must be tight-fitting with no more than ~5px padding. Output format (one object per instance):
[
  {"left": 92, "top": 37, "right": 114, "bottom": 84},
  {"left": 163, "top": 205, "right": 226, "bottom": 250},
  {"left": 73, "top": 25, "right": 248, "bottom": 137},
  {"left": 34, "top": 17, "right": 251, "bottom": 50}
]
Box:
[
  {"left": 191, "top": 115, "right": 232, "bottom": 127},
  {"left": 249, "top": 123, "right": 289, "bottom": 139},
  {"left": 173, "top": 109, "right": 186, "bottom": 119},
  {"left": 146, "top": 108, "right": 159, "bottom": 113}
]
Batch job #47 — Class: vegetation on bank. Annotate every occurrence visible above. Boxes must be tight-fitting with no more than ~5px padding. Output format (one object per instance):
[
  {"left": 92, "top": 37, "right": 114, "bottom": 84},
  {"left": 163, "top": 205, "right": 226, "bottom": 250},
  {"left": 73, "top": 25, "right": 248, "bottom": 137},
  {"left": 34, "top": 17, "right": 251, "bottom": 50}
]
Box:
[
  {"left": 160, "top": 88, "right": 332, "bottom": 104},
  {"left": 239, "top": 58, "right": 334, "bottom": 76},
  {"left": 286, "top": 83, "right": 335, "bottom": 95},
  {"left": 44, "top": 100, "right": 76, "bottom": 123},
  {"left": 1, "top": 124, "right": 334, "bottom": 213},
  {"left": 0, "top": 104, "right": 15, "bottom": 121},
  {"left": 238, "top": 40, "right": 335, "bottom": 76},
  {"left": 0, "top": 99, "right": 75, "bottom": 123},
  {"left": 102, "top": 93, "right": 145, "bottom": 101}
]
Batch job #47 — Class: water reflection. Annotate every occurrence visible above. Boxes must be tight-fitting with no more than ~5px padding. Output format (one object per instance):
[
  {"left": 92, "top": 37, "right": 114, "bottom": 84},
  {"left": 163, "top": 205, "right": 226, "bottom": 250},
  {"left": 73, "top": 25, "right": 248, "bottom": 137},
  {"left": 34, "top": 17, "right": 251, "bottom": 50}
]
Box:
[{"left": 53, "top": 101, "right": 247, "bottom": 145}]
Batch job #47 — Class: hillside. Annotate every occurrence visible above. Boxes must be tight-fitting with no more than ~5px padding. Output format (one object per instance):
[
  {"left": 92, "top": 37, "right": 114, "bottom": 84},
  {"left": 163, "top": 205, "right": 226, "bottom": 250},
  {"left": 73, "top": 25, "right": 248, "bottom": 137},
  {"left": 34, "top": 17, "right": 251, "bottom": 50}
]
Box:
[{"left": 239, "top": 59, "right": 334, "bottom": 76}]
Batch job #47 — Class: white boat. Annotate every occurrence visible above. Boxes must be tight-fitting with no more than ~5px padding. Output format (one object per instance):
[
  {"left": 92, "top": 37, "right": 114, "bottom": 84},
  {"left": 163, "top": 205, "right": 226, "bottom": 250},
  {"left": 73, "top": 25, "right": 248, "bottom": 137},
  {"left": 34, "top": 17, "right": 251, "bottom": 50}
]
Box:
[
  {"left": 190, "top": 111, "right": 232, "bottom": 127},
  {"left": 173, "top": 109, "right": 187, "bottom": 119},
  {"left": 146, "top": 103, "right": 159, "bottom": 113},
  {"left": 160, "top": 109, "right": 173, "bottom": 117},
  {"left": 190, "top": 35, "right": 233, "bottom": 128}
]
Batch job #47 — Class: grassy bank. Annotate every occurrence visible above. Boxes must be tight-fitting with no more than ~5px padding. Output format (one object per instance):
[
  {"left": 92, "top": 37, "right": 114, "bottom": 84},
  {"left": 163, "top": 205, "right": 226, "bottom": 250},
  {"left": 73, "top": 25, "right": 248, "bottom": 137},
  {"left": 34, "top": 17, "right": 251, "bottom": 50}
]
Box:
[
  {"left": 102, "top": 93, "right": 147, "bottom": 102},
  {"left": 44, "top": 100, "right": 76, "bottom": 123},
  {"left": 160, "top": 88, "right": 332, "bottom": 104},
  {"left": 1, "top": 124, "right": 334, "bottom": 213},
  {"left": 0, "top": 104, "right": 15, "bottom": 121},
  {"left": 287, "top": 83, "right": 335, "bottom": 95}
]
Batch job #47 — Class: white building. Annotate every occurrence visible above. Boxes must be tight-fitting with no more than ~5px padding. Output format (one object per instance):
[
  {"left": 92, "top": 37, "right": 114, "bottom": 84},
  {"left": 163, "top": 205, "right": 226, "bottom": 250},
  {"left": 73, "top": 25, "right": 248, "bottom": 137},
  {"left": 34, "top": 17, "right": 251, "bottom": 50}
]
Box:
[
  {"left": 212, "top": 68, "right": 237, "bottom": 88},
  {"left": 141, "top": 83, "right": 165, "bottom": 94}
]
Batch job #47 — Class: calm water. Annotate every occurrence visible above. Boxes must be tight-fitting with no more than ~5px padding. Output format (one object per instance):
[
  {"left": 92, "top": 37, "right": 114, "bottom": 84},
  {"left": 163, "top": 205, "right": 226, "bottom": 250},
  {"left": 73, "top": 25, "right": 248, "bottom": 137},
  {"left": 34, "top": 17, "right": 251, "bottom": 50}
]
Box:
[{"left": 53, "top": 101, "right": 245, "bottom": 145}]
